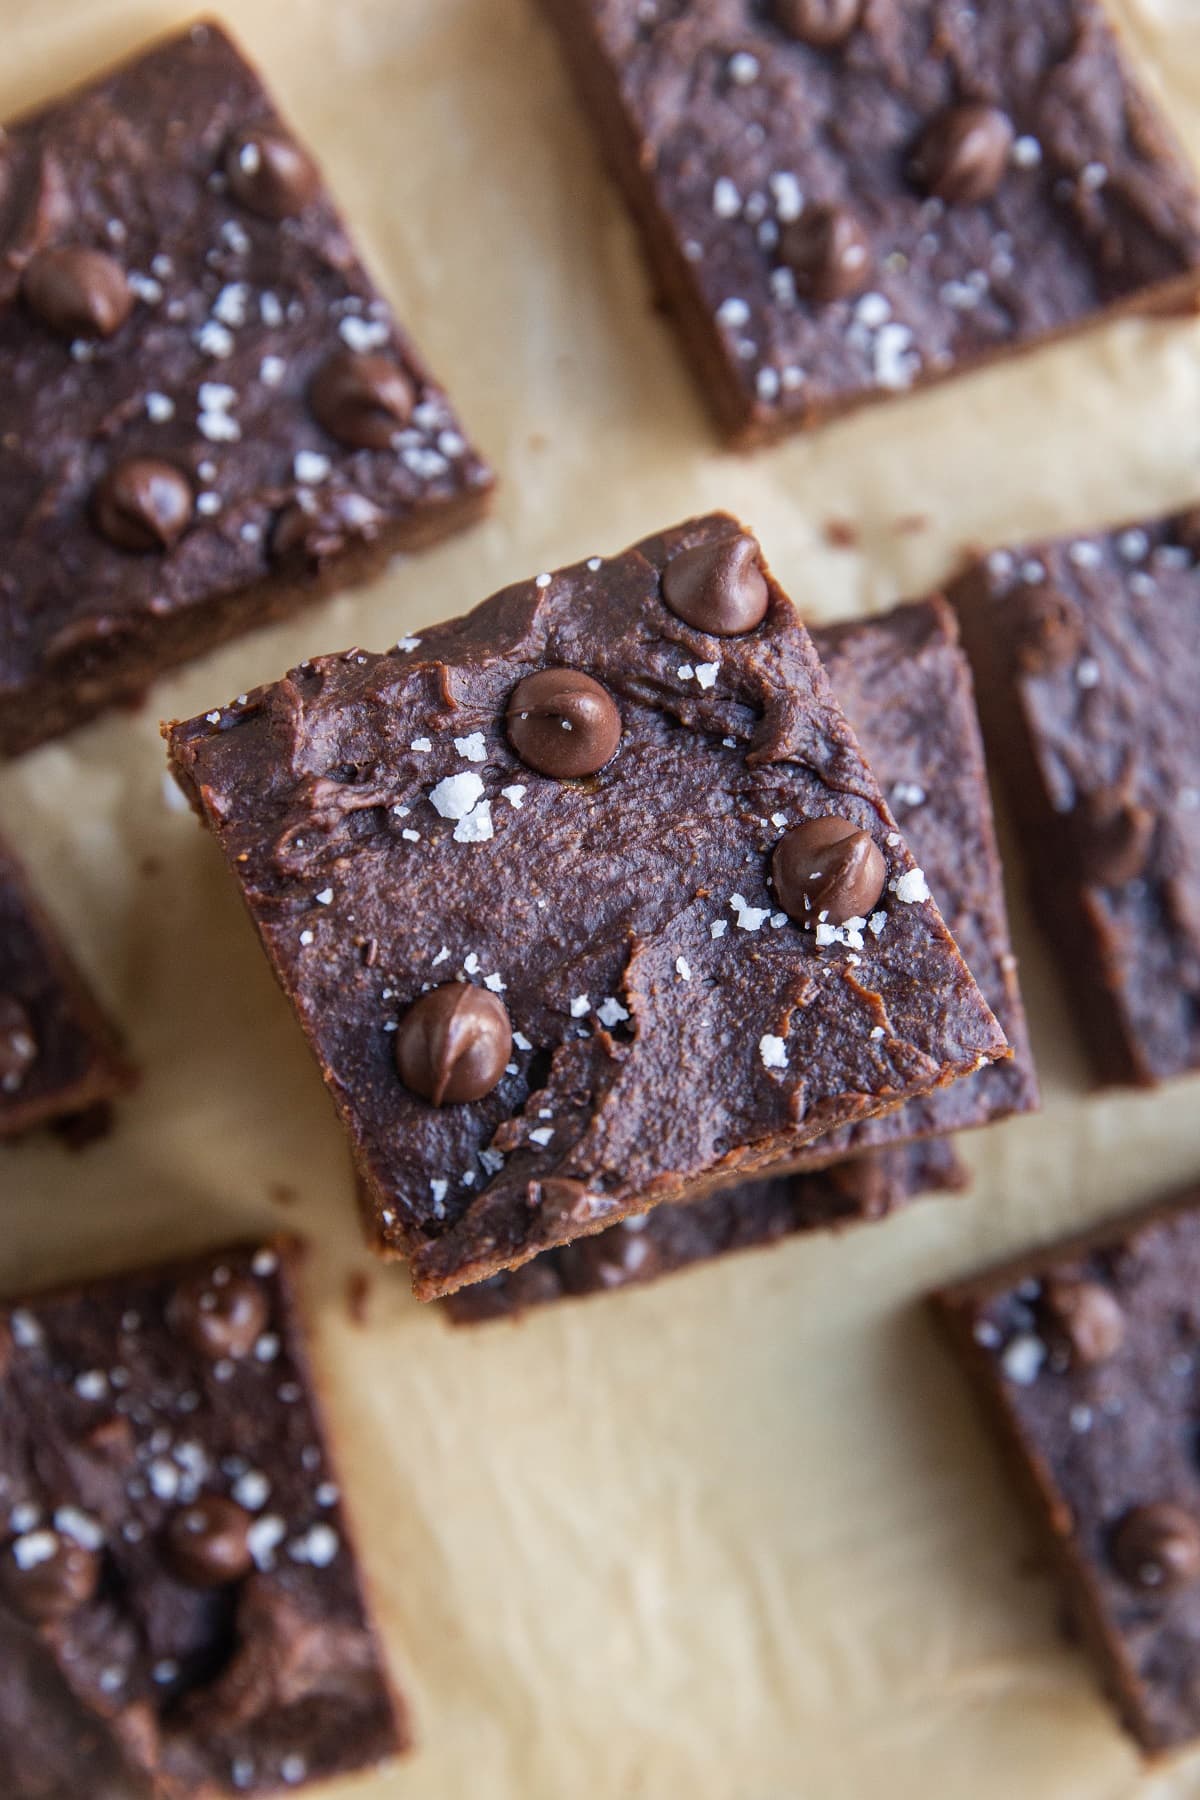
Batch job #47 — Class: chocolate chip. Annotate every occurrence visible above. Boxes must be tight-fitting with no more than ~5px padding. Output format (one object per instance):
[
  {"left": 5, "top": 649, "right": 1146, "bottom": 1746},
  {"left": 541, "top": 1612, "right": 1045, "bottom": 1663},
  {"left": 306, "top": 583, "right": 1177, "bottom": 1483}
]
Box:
[
  {"left": 0, "top": 1532, "right": 101, "bottom": 1623},
  {"left": 1040, "top": 1278, "right": 1125, "bottom": 1365},
  {"left": 1074, "top": 785, "right": 1155, "bottom": 887},
  {"left": 165, "top": 1496, "right": 254, "bottom": 1588},
  {"left": 1014, "top": 586, "right": 1085, "bottom": 674},
  {"left": 780, "top": 204, "right": 871, "bottom": 303},
  {"left": 506, "top": 668, "right": 622, "bottom": 778},
  {"left": 21, "top": 246, "right": 133, "bottom": 339},
  {"left": 1111, "top": 1504, "right": 1200, "bottom": 1591},
  {"left": 168, "top": 1272, "right": 269, "bottom": 1362},
  {"left": 911, "top": 102, "right": 1014, "bottom": 205},
  {"left": 395, "top": 985, "right": 512, "bottom": 1106},
  {"left": 271, "top": 490, "right": 385, "bottom": 568},
  {"left": 224, "top": 126, "right": 319, "bottom": 219},
  {"left": 309, "top": 350, "right": 414, "bottom": 450},
  {"left": 0, "top": 996, "right": 37, "bottom": 1093},
  {"left": 92, "top": 459, "right": 193, "bottom": 552},
  {"left": 772, "top": 815, "right": 886, "bottom": 926},
  {"left": 661, "top": 534, "right": 769, "bottom": 636},
  {"left": 773, "top": 0, "right": 862, "bottom": 46}
]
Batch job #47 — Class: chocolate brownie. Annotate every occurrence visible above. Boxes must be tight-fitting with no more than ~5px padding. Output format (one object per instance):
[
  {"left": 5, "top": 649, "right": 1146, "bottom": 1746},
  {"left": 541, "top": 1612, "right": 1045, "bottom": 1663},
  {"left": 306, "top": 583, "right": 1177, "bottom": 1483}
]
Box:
[
  {"left": 0, "top": 1239, "right": 406, "bottom": 1797},
  {"left": 950, "top": 507, "right": 1200, "bottom": 1087},
  {"left": 537, "top": 0, "right": 1200, "bottom": 445},
  {"left": 934, "top": 1186, "right": 1200, "bottom": 1753},
  {"left": 167, "top": 512, "right": 1010, "bottom": 1299},
  {"left": 0, "top": 836, "right": 133, "bottom": 1143},
  {"left": 0, "top": 22, "right": 492, "bottom": 757},
  {"left": 789, "top": 595, "right": 1038, "bottom": 1167},
  {"left": 444, "top": 1137, "right": 968, "bottom": 1322}
]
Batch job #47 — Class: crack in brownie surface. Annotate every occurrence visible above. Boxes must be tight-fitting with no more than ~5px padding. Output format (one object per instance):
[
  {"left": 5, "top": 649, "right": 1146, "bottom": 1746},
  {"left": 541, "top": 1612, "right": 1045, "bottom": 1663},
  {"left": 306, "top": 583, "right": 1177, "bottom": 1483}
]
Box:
[
  {"left": 538, "top": 0, "right": 1200, "bottom": 442},
  {"left": 0, "top": 1240, "right": 406, "bottom": 1798},
  {"left": 951, "top": 508, "right": 1200, "bottom": 1086},
  {"left": 0, "top": 21, "right": 492, "bottom": 755},
  {"left": 168, "top": 513, "right": 1008, "bottom": 1299}
]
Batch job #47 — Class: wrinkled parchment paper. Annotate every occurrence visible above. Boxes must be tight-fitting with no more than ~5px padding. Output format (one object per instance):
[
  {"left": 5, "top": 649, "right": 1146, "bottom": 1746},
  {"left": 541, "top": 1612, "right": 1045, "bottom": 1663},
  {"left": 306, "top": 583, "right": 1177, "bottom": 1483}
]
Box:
[{"left": 3, "top": 2, "right": 1200, "bottom": 1795}]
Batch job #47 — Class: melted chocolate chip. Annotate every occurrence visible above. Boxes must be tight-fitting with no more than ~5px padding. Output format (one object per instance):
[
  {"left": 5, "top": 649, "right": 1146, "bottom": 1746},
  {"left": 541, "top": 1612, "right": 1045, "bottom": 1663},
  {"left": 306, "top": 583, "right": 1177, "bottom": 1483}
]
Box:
[
  {"left": 780, "top": 203, "right": 871, "bottom": 302},
  {"left": 772, "top": 815, "right": 886, "bottom": 926},
  {"left": 395, "top": 985, "right": 512, "bottom": 1105},
  {"left": 0, "top": 1532, "right": 101, "bottom": 1623},
  {"left": 1040, "top": 1278, "right": 1125, "bottom": 1365},
  {"left": 1074, "top": 785, "right": 1155, "bottom": 887},
  {"left": 1112, "top": 1504, "right": 1200, "bottom": 1591},
  {"left": 506, "top": 668, "right": 621, "bottom": 778},
  {"left": 1014, "top": 586, "right": 1085, "bottom": 674},
  {"left": 661, "top": 534, "right": 769, "bottom": 636},
  {"left": 21, "top": 246, "right": 133, "bottom": 339},
  {"left": 0, "top": 995, "right": 37, "bottom": 1093},
  {"left": 309, "top": 350, "right": 414, "bottom": 449},
  {"left": 911, "top": 102, "right": 1014, "bottom": 205},
  {"left": 773, "top": 0, "right": 862, "bottom": 46},
  {"left": 271, "top": 491, "right": 385, "bottom": 568},
  {"left": 224, "top": 126, "right": 319, "bottom": 219},
  {"left": 168, "top": 1272, "right": 269, "bottom": 1362},
  {"left": 92, "top": 459, "right": 193, "bottom": 552},
  {"left": 165, "top": 1496, "right": 254, "bottom": 1588}
]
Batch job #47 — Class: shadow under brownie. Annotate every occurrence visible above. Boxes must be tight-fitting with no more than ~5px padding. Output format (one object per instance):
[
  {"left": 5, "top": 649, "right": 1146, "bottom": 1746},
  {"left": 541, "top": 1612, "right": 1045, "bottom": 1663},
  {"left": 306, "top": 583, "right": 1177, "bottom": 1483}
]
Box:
[
  {"left": 0, "top": 20, "right": 492, "bottom": 756},
  {"left": 167, "top": 513, "right": 1009, "bottom": 1299}
]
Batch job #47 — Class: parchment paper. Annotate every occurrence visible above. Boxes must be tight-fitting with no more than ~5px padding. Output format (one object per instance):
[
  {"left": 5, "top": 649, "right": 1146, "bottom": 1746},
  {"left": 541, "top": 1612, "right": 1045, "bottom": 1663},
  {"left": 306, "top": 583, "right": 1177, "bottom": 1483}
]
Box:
[{"left": 2, "top": 3, "right": 1200, "bottom": 1795}]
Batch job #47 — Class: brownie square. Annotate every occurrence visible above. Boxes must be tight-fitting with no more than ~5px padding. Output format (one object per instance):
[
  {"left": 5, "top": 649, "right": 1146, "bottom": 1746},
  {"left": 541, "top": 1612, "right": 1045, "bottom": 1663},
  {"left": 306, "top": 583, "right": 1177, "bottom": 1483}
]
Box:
[
  {"left": 444, "top": 1137, "right": 968, "bottom": 1322},
  {"left": 950, "top": 506, "right": 1200, "bottom": 1087},
  {"left": 443, "top": 592, "right": 1039, "bottom": 1321},
  {"left": 0, "top": 21, "right": 492, "bottom": 757},
  {"left": 0, "top": 1239, "right": 407, "bottom": 1797},
  {"left": 167, "top": 512, "right": 1009, "bottom": 1299},
  {"left": 934, "top": 1187, "right": 1200, "bottom": 1753},
  {"left": 0, "top": 836, "right": 133, "bottom": 1142},
  {"left": 789, "top": 595, "right": 1038, "bottom": 1166},
  {"left": 538, "top": 0, "right": 1200, "bottom": 445}
]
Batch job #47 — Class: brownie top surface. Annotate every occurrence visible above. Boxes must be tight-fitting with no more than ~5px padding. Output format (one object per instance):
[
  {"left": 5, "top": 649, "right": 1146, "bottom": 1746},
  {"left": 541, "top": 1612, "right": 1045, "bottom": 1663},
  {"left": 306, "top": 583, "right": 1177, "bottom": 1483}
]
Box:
[
  {"left": 576, "top": 0, "right": 1200, "bottom": 426},
  {"left": 939, "top": 1191, "right": 1200, "bottom": 1749},
  {"left": 0, "top": 838, "right": 126, "bottom": 1131},
  {"left": 0, "top": 20, "right": 489, "bottom": 703},
  {"left": 962, "top": 512, "right": 1200, "bottom": 1082},
  {"left": 0, "top": 1240, "right": 400, "bottom": 1797},
  {"left": 797, "top": 596, "right": 1037, "bottom": 1161},
  {"left": 168, "top": 511, "right": 1007, "bottom": 1297}
]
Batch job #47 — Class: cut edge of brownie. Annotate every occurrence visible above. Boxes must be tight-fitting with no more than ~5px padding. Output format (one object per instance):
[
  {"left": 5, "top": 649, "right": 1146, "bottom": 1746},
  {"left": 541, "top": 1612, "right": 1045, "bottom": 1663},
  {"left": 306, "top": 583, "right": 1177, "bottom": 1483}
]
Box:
[
  {"left": 931, "top": 1184, "right": 1200, "bottom": 1755},
  {"left": 536, "top": 0, "right": 1200, "bottom": 448},
  {"left": 0, "top": 841, "right": 136, "bottom": 1143},
  {"left": 442, "top": 1136, "right": 969, "bottom": 1324}
]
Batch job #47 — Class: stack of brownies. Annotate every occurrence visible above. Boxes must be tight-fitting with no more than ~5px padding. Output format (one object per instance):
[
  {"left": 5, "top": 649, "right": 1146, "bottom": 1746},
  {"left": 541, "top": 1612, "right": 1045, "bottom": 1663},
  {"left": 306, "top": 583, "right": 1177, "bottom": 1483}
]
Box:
[{"left": 2, "top": 2, "right": 1200, "bottom": 1791}]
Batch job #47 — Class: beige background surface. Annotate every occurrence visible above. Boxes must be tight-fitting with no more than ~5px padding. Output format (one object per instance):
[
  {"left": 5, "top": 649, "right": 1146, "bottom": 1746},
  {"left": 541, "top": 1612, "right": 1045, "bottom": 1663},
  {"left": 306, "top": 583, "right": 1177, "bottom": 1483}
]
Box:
[{"left": 3, "top": 1, "right": 1200, "bottom": 1795}]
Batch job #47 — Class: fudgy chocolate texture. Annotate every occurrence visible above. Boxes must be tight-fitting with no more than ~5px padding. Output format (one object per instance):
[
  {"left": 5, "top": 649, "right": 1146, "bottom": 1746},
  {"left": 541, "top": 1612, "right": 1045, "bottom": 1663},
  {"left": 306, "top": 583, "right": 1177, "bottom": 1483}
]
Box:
[
  {"left": 444, "top": 1137, "right": 967, "bottom": 1323},
  {"left": 443, "top": 594, "right": 1036, "bottom": 1321},
  {"left": 934, "top": 1188, "right": 1200, "bottom": 1753},
  {"left": 0, "top": 21, "right": 492, "bottom": 757},
  {"left": 0, "top": 837, "right": 133, "bottom": 1142},
  {"left": 950, "top": 511, "right": 1200, "bottom": 1087},
  {"left": 537, "top": 0, "right": 1200, "bottom": 445},
  {"left": 167, "top": 511, "right": 1009, "bottom": 1300},
  {"left": 789, "top": 596, "right": 1037, "bottom": 1167},
  {"left": 0, "top": 1240, "right": 406, "bottom": 1798}
]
